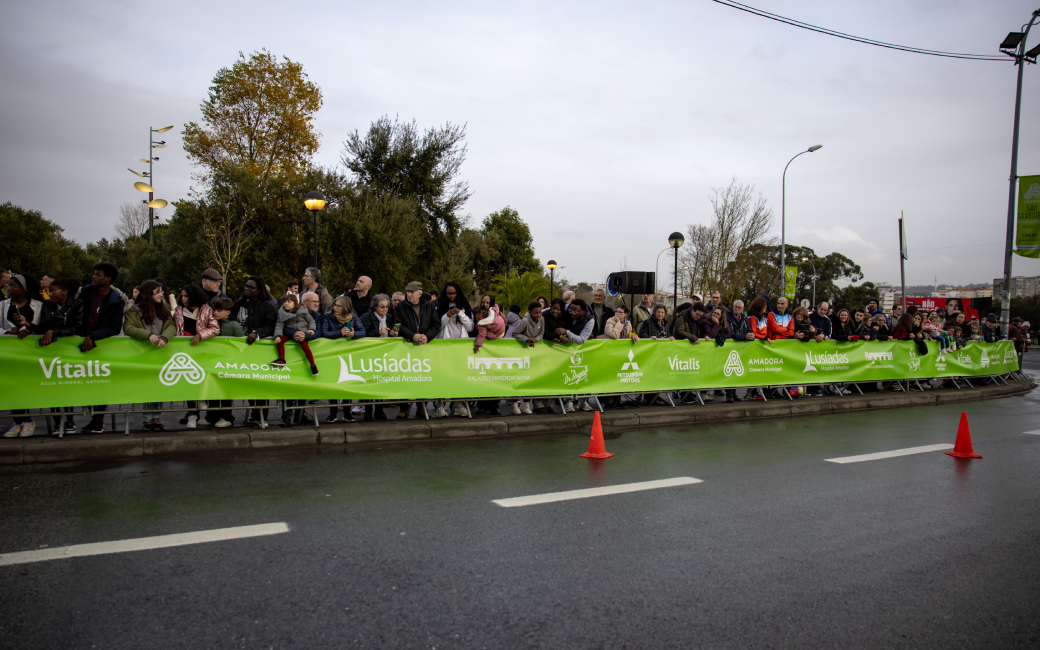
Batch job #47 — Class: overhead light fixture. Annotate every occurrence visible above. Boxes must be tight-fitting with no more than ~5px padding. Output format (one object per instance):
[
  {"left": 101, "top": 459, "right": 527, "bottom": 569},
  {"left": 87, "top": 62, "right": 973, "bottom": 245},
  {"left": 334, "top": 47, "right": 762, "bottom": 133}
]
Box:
[
  {"left": 154, "top": 125, "right": 175, "bottom": 133},
  {"left": 668, "top": 232, "right": 685, "bottom": 249},
  {"left": 135, "top": 157, "right": 151, "bottom": 164},
  {"left": 1026, "top": 42, "right": 1040, "bottom": 60},
  {"left": 304, "top": 190, "right": 327, "bottom": 211},
  {"left": 1000, "top": 32, "right": 1025, "bottom": 50},
  {"left": 808, "top": 144, "right": 823, "bottom": 152},
  {"left": 127, "top": 168, "right": 146, "bottom": 178},
  {"left": 151, "top": 143, "right": 166, "bottom": 149},
  {"left": 147, "top": 199, "right": 168, "bottom": 209},
  {"left": 134, "top": 181, "right": 154, "bottom": 192}
]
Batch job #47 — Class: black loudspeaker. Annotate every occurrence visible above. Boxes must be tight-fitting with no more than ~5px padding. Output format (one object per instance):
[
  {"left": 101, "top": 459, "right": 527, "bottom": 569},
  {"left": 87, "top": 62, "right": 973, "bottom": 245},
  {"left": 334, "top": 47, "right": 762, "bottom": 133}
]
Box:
[
  {"left": 607, "top": 272, "right": 655, "bottom": 295},
  {"left": 970, "top": 297, "right": 992, "bottom": 312}
]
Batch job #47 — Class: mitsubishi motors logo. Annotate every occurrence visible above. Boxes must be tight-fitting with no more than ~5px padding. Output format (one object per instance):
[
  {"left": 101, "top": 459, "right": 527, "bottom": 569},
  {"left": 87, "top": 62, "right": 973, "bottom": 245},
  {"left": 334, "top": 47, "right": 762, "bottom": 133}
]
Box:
[
  {"left": 723, "top": 350, "right": 744, "bottom": 377},
  {"left": 159, "top": 353, "right": 206, "bottom": 386},
  {"left": 621, "top": 349, "right": 639, "bottom": 371}
]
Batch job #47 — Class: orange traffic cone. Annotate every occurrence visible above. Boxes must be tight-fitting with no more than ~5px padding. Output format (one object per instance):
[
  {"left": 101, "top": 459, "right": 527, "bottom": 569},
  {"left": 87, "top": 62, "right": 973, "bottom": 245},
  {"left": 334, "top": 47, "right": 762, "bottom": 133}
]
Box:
[
  {"left": 945, "top": 412, "right": 982, "bottom": 459},
  {"left": 581, "top": 411, "right": 614, "bottom": 459}
]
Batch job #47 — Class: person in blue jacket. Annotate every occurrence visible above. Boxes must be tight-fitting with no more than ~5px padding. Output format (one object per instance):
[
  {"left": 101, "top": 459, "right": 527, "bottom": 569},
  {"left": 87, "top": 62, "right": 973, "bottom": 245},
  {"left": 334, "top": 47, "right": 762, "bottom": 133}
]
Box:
[{"left": 79, "top": 263, "right": 128, "bottom": 434}]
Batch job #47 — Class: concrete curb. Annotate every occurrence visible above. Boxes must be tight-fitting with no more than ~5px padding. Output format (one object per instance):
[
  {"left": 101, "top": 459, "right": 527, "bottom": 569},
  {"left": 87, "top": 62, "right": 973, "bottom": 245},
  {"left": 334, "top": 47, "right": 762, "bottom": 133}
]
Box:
[{"left": 1, "top": 380, "right": 1034, "bottom": 465}]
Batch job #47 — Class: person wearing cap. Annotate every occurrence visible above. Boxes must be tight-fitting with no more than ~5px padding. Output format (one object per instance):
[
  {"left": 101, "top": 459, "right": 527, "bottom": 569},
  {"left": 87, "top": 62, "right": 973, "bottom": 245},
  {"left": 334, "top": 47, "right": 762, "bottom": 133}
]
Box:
[
  {"left": 394, "top": 281, "right": 441, "bottom": 344},
  {"left": 200, "top": 268, "right": 228, "bottom": 305},
  {"left": 981, "top": 313, "right": 1003, "bottom": 343}
]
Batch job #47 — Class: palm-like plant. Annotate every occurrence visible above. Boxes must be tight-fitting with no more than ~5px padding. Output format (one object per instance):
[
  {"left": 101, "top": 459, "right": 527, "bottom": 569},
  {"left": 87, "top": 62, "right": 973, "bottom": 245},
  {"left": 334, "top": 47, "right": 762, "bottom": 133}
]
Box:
[{"left": 489, "top": 271, "right": 550, "bottom": 315}]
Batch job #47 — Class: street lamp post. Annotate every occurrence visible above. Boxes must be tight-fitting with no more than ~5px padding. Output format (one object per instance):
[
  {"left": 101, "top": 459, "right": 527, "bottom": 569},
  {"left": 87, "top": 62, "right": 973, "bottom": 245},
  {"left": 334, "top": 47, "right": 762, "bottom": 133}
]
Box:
[
  {"left": 128, "top": 125, "right": 173, "bottom": 244},
  {"left": 781, "top": 144, "right": 822, "bottom": 292},
  {"left": 998, "top": 11, "right": 1040, "bottom": 333},
  {"left": 669, "top": 232, "right": 685, "bottom": 312},
  {"left": 304, "top": 191, "right": 326, "bottom": 269},
  {"left": 801, "top": 256, "right": 817, "bottom": 308},
  {"left": 546, "top": 260, "right": 558, "bottom": 302}
]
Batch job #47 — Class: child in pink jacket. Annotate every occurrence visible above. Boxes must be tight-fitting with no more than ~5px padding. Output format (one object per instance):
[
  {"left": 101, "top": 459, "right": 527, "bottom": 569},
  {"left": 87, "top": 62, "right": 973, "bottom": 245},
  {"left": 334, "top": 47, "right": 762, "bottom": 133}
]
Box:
[{"left": 473, "top": 303, "right": 505, "bottom": 352}]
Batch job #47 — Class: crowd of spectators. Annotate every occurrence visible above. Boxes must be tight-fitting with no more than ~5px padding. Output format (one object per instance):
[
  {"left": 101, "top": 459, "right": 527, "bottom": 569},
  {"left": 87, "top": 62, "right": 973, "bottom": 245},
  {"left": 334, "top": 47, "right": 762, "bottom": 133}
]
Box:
[{"left": 0, "top": 264, "right": 1032, "bottom": 437}]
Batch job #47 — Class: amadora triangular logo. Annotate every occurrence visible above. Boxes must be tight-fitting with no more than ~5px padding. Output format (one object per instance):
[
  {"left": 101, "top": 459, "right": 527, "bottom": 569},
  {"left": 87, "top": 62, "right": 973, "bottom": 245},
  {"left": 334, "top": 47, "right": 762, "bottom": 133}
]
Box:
[
  {"left": 723, "top": 350, "right": 744, "bottom": 377},
  {"left": 980, "top": 350, "right": 990, "bottom": 368},
  {"left": 1025, "top": 182, "right": 1040, "bottom": 200},
  {"left": 159, "top": 353, "right": 206, "bottom": 386}
]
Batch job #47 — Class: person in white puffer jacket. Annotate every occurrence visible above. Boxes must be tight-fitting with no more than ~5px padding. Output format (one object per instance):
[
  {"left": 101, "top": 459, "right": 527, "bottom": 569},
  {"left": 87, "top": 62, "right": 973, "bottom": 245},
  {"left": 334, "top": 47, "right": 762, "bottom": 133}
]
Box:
[{"left": 434, "top": 282, "right": 474, "bottom": 417}]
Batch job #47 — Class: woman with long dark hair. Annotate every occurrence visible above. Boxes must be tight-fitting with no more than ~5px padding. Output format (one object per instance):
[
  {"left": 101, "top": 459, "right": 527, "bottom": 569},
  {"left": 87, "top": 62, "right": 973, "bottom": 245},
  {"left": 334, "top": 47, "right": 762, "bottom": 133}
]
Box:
[
  {"left": 125, "top": 279, "right": 176, "bottom": 431},
  {"left": 3, "top": 273, "right": 44, "bottom": 437}
]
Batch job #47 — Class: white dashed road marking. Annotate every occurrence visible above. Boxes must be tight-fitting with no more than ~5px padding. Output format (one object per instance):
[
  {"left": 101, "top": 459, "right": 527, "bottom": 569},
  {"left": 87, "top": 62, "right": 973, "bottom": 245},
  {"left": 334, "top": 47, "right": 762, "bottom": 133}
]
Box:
[
  {"left": 0, "top": 523, "right": 289, "bottom": 566},
  {"left": 825, "top": 444, "right": 954, "bottom": 464},
  {"left": 493, "top": 477, "right": 702, "bottom": 508}
]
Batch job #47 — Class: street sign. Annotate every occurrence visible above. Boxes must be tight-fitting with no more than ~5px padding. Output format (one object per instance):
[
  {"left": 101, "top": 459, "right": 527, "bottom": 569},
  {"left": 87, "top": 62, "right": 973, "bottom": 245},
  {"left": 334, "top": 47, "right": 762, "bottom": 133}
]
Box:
[{"left": 800, "top": 299, "right": 810, "bottom": 309}]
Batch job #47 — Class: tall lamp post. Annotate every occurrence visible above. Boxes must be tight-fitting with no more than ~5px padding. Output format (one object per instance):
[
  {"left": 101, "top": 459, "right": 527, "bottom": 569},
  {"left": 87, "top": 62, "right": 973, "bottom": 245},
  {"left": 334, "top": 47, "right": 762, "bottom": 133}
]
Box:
[
  {"left": 127, "top": 124, "right": 173, "bottom": 243},
  {"left": 801, "top": 256, "right": 817, "bottom": 308},
  {"left": 546, "top": 260, "right": 558, "bottom": 302},
  {"left": 669, "top": 232, "right": 685, "bottom": 312},
  {"left": 304, "top": 191, "right": 326, "bottom": 269},
  {"left": 998, "top": 11, "right": 1040, "bottom": 333},
  {"left": 781, "top": 144, "right": 822, "bottom": 291}
]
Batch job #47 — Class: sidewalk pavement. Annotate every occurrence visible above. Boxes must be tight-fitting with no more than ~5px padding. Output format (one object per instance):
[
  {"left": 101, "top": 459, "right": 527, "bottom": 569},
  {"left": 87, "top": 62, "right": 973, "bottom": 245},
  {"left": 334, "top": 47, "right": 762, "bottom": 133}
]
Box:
[{"left": 0, "top": 380, "right": 1034, "bottom": 465}]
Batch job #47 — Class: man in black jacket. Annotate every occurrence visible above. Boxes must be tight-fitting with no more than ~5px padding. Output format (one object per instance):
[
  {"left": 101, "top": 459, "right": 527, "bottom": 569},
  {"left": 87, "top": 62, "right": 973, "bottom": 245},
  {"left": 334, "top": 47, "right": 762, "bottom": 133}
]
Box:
[
  {"left": 394, "top": 281, "right": 441, "bottom": 343},
  {"left": 346, "top": 275, "right": 373, "bottom": 318},
  {"left": 78, "top": 264, "right": 127, "bottom": 433},
  {"left": 232, "top": 276, "right": 278, "bottom": 427}
]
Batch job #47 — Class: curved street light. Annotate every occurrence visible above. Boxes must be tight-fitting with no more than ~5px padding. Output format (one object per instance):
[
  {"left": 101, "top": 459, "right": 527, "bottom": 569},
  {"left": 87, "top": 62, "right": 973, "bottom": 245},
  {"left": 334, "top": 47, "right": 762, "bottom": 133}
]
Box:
[
  {"left": 781, "top": 144, "right": 822, "bottom": 294},
  {"left": 304, "top": 190, "right": 327, "bottom": 269}
]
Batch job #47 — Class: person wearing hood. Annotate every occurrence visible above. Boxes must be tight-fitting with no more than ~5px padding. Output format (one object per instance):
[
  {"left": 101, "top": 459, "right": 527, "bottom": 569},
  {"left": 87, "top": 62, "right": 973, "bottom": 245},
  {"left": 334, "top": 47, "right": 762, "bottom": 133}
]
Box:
[
  {"left": 504, "top": 305, "right": 522, "bottom": 338},
  {"left": 2, "top": 272, "right": 43, "bottom": 335}
]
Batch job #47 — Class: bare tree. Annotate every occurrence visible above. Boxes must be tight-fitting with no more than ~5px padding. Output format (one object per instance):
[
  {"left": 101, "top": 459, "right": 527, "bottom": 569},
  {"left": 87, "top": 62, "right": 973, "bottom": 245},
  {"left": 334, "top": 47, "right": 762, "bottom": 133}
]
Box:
[
  {"left": 677, "top": 178, "right": 776, "bottom": 303},
  {"left": 202, "top": 206, "right": 258, "bottom": 293},
  {"left": 115, "top": 201, "right": 150, "bottom": 240}
]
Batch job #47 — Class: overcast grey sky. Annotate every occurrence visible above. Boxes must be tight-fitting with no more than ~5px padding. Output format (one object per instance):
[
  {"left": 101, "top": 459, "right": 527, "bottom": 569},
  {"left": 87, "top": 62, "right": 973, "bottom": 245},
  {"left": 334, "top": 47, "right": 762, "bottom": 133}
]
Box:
[{"left": 2, "top": 0, "right": 1038, "bottom": 290}]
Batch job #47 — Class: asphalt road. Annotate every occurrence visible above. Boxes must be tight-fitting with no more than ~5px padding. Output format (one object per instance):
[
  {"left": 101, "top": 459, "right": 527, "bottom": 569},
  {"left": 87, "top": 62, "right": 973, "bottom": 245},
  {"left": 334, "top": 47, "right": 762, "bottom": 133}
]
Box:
[{"left": 1, "top": 375, "right": 1038, "bottom": 648}]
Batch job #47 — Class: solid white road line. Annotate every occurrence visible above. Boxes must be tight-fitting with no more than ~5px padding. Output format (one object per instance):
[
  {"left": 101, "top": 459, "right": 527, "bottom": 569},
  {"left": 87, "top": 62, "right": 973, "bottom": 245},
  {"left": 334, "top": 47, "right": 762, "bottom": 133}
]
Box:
[
  {"left": 825, "top": 444, "right": 954, "bottom": 464},
  {"left": 493, "top": 477, "right": 702, "bottom": 508},
  {"left": 1025, "top": 430, "right": 1040, "bottom": 436},
  {"left": 0, "top": 522, "right": 289, "bottom": 567}
]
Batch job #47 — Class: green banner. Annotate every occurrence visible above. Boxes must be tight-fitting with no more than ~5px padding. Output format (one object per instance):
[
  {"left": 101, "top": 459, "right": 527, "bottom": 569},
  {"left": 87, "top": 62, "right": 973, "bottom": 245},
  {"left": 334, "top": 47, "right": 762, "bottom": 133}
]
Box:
[
  {"left": 1015, "top": 174, "right": 1040, "bottom": 259},
  {"left": 0, "top": 336, "right": 1019, "bottom": 410},
  {"left": 784, "top": 266, "right": 798, "bottom": 298}
]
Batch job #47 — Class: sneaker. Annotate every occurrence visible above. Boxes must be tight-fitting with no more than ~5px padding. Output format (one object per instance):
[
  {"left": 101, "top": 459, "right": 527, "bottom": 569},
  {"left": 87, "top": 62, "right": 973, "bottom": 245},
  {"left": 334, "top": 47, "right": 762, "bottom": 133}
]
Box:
[
  {"left": 581, "top": 401, "right": 593, "bottom": 412},
  {"left": 19, "top": 421, "right": 36, "bottom": 437},
  {"left": 521, "top": 402, "right": 533, "bottom": 415},
  {"left": 325, "top": 413, "right": 339, "bottom": 423},
  {"left": 311, "top": 365, "right": 319, "bottom": 376},
  {"left": 453, "top": 403, "right": 468, "bottom": 417},
  {"left": 179, "top": 415, "right": 190, "bottom": 425},
  {"left": 59, "top": 420, "right": 77, "bottom": 435},
  {"left": 511, "top": 402, "right": 521, "bottom": 415},
  {"left": 214, "top": 418, "right": 232, "bottom": 429},
  {"left": 82, "top": 420, "right": 104, "bottom": 434},
  {"left": 351, "top": 406, "right": 365, "bottom": 416},
  {"left": 435, "top": 406, "right": 448, "bottom": 418},
  {"left": 396, "top": 410, "right": 408, "bottom": 419},
  {"left": 150, "top": 418, "right": 165, "bottom": 431},
  {"left": 186, "top": 415, "right": 198, "bottom": 430},
  {"left": 270, "top": 358, "right": 286, "bottom": 367},
  {"left": 4, "top": 424, "right": 21, "bottom": 438},
  {"left": 565, "top": 400, "right": 575, "bottom": 413}
]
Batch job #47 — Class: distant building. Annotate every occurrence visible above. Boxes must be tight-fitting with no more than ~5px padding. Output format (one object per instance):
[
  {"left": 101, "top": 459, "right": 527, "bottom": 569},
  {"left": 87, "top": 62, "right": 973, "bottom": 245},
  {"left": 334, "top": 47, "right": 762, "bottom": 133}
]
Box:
[{"left": 992, "top": 276, "right": 1040, "bottom": 301}]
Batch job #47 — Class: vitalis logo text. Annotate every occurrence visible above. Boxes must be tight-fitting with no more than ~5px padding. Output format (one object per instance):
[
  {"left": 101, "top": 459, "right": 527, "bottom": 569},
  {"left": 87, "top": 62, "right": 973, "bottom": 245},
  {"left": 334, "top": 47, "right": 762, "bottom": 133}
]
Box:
[{"left": 39, "top": 357, "right": 111, "bottom": 383}]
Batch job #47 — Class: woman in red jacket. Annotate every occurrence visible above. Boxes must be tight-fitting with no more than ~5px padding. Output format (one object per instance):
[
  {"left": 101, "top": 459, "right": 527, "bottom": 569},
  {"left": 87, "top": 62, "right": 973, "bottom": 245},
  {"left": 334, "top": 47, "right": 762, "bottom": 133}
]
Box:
[{"left": 747, "top": 297, "right": 772, "bottom": 343}]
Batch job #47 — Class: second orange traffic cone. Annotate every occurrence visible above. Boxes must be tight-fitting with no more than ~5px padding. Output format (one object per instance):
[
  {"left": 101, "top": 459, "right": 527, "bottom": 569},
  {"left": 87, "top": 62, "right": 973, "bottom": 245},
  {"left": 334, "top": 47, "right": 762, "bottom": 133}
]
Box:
[
  {"left": 945, "top": 412, "right": 982, "bottom": 459},
  {"left": 581, "top": 411, "right": 614, "bottom": 459}
]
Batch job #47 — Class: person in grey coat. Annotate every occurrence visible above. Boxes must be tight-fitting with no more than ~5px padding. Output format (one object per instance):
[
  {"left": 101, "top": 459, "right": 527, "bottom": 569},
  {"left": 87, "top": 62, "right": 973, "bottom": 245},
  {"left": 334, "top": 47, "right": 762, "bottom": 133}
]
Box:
[
  {"left": 511, "top": 301, "right": 546, "bottom": 415},
  {"left": 271, "top": 294, "right": 319, "bottom": 375}
]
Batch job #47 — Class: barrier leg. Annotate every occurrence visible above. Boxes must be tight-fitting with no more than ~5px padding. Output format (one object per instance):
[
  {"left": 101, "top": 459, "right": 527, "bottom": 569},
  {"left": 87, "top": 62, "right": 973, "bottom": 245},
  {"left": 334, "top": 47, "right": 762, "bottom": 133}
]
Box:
[
  {"left": 694, "top": 390, "right": 705, "bottom": 406},
  {"left": 124, "top": 409, "right": 130, "bottom": 435},
  {"left": 464, "top": 401, "right": 473, "bottom": 419},
  {"left": 664, "top": 392, "right": 676, "bottom": 408},
  {"left": 593, "top": 396, "right": 604, "bottom": 412},
  {"left": 784, "top": 387, "right": 793, "bottom": 401},
  {"left": 558, "top": 398, "right": 567, "bottom": 414},
  {"left": 758, "top": 387, "right": 768, "bottom": 402},
  {"left": 962, "top": 378, "right": 973, "bottom": 388},
  {"left": 311, "top": 403, "right": 319, "bottom": 426}
]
